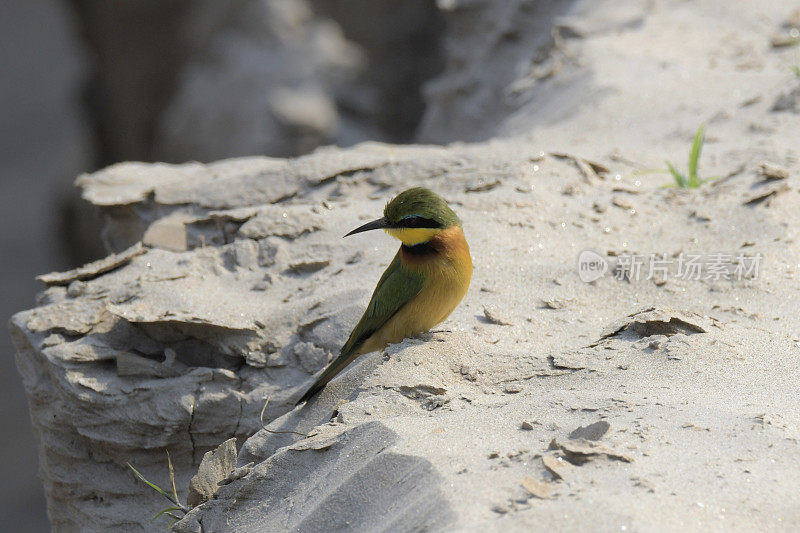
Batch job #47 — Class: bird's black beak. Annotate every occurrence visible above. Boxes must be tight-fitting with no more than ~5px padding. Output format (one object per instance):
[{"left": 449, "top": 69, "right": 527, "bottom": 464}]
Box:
[{"left": 344, "top": 216, "right": 391, "bottom": 237}]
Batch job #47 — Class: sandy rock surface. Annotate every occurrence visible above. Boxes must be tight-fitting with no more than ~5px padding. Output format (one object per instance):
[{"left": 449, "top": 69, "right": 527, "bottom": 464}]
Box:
[{"left": 10, "top": 0, "right": 800, "bottom": 531}]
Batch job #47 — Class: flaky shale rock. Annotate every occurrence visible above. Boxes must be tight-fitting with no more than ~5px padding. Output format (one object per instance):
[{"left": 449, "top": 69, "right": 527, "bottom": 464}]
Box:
[
  {"left": 13, "top": 136, "right": 800, "bottom": 531},
  {"left": 9, "top": 142, "right": 545, "bottom": 530}
]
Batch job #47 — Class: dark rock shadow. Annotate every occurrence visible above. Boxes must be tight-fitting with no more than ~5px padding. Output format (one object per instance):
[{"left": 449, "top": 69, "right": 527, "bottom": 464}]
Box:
[{"left": 177, "top": 422, "right": 455, "bottom": 532}]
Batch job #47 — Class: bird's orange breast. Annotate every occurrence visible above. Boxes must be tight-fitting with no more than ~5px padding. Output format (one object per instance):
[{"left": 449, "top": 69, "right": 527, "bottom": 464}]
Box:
[{"left": 357, "top": 226, "right": 472, "bottom": 355}]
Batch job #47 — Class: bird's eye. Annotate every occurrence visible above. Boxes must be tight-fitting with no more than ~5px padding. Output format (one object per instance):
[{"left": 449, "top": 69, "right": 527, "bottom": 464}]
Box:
[{"left": 398, "top": 215, "right": 441, "bottom": 228}]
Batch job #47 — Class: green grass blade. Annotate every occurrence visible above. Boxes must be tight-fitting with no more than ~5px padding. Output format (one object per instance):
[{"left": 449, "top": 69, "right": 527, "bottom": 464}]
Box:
[
  {"left": 128, "top": 463, "right": 171, "bottom": 500},
  {"left": 166, "top": 452, "right": 180, "bottom": 507},
  {"left": 632, "top": 168, "right": 670, "bottom": 176},
  {"left": 152, "top": 507, "right": 182, "bottom": 522},
  {"left": 688, "top": 124, "right": 705, "bottom": 187},
  {"left": 665, "top": 160, "right": 687, "bottom": 188}
]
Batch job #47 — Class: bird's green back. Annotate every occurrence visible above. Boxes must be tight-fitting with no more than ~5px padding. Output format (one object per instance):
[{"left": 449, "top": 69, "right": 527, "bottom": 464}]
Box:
[{"left": 296, "top": 250, "right": 424, "bottom": 403}]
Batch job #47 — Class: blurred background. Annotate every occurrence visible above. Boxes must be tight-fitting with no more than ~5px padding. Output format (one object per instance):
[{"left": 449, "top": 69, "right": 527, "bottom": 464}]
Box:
[
  {"left": 1, "top": 1, "right": 86, "bottom": 529},
  {"left": 1, "top": 0, "right": 453, "bottom": 528}
]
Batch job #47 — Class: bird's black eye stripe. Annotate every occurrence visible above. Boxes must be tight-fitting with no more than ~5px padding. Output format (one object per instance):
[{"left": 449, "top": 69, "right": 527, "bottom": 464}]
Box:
[{"left": 397, "top": 216, "right": 442, "bottom": 228}]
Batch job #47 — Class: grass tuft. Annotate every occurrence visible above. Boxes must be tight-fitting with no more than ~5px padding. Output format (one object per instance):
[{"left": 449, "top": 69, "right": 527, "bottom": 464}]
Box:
[
  {"left": 128, "top": 451, "right": 188, "bottom": 529},
  {"left": 663, "top": 124, "right": 713, "bottom": 189}
]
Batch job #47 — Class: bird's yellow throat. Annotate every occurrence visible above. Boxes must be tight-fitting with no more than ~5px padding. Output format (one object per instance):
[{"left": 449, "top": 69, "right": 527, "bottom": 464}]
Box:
[{"left": 386, "top": 227, "right": 440, "bottom": 246}]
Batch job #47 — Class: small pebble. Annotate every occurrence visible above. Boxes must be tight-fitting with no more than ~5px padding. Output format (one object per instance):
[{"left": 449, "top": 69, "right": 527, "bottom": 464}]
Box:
[{"left": 67, "top": 281, "right": 87, "bottom": 298}]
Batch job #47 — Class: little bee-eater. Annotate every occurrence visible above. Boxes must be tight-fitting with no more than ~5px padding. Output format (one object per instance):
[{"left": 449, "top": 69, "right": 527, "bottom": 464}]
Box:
[{"left": 297, "top": 187, "right": 472, "bottom": 404}]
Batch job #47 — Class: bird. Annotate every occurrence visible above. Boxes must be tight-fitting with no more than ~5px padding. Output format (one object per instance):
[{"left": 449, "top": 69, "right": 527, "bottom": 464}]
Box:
[{"left": 296, "top": 187, "right": 473, "bottom": 404}]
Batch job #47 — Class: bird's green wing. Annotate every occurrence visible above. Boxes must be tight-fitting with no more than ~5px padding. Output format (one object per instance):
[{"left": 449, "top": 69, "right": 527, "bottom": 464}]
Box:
[
  {"left": 296, "top": 251, "right": 424, "bottom": 404},
  {"left": 340, "top": 251, "right": 424, "bottom": 356}
]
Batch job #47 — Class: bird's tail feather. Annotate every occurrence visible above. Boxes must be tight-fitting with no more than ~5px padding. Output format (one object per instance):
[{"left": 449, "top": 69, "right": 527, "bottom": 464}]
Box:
[{"left": 295, "top": 350, "right": 359, "bottom": 405}]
